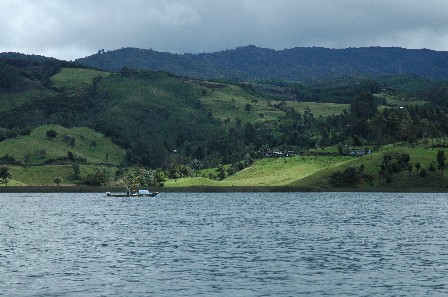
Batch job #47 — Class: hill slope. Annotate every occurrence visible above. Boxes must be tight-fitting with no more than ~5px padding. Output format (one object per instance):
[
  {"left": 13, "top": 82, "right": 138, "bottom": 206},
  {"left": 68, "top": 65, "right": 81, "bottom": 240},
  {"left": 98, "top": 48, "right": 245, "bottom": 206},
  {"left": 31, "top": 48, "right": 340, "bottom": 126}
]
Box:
[
  {"left": 0, "top": 124, "right": 126, "bottom": 166},
  {"left": 76, "top": 46, "right": 448, "bottom": 80}
]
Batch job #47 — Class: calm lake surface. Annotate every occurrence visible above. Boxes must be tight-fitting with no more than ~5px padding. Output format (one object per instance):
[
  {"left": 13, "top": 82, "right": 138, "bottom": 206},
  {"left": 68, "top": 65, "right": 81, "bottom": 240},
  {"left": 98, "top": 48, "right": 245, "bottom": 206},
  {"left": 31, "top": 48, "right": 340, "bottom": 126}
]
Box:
[{"left": 1, "top": 192, "right": 447, "bottom": 296}]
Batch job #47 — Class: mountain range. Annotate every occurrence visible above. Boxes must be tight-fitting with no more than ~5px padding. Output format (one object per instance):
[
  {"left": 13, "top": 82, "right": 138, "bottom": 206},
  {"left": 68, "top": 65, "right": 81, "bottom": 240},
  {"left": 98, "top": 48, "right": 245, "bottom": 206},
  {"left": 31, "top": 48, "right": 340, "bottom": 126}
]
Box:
[
  {"left": 75, "top": 45, "right": 448, "bottom": 81},
  {"left": 2, "top": 47, "right": 448, "bottom": 189}
]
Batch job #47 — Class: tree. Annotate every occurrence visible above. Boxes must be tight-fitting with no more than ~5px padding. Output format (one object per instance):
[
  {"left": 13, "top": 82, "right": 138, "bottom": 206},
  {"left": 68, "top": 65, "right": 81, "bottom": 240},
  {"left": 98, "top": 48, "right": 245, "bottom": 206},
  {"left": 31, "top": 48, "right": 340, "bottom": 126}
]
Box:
[
  {"left": 330, "top": 167, "right": 360, "bottom": 187},
  {"left": 0, "top": 166, "right": 12, "bottom": 186},
  {"left": 23, "top": 153, "right": 32, "bottom": 167},
  {"left": 54, "top": 177, "right": 63, "bottom": 185},
  {"left": 420, "top": 168, "right": 427, "bottom": 178},
  {"left": 191, "top": 159, "right": 203, "bottom": 177},
  {"left": 63, "top": 135, "right": 75, "bottom": 148},
  {"left": 83, "top": 168, "right": 106, "bottom": 186},
  {"left": 415, "top": 162, "right": 421, "bottom": 175},
  {"left": 437, "top": 151, "right": 446, "bottom": 175},
  {"left": 244, "top": 122, "right": 256, "bottom": 144},
  {"left": 46, "top": 130, "right": 58, "bottom": 139},
  {"left": 407, "top": 164, "right": 413, "bottom": 180},
  {"left": 401, "top": 153, "right": 410, "bottom": 165},
  {"left": 216, "top": 165, "right": 226, "bottom": 180},
  {"left": 429, "top": 162, "right": 437, "bottom": 172},
  {"left": 38, "top": 149, "right": 47, "bottom": 159},
  {"left": 67, "top": 151, "right": 75, "bottom": 161},
  {"left": 350, "top": 92, "right": 377, "bottom": 120},
  {"left": 72, "top": 163, "right": 81, "bottom": 179},
  {"left": 245, "top": 103, "right": 252, "bottom": 113}
]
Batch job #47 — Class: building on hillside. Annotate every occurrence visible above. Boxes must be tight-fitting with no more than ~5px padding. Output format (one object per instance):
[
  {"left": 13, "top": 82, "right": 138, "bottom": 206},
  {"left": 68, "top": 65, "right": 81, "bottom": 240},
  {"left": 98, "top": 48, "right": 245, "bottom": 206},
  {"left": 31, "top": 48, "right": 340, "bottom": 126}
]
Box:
[
  {"left": 261, "top": 149, "right": 297, "bottom": 158},
  {"left": 349, "top": 147, "right": 372, "bottom": 156}
]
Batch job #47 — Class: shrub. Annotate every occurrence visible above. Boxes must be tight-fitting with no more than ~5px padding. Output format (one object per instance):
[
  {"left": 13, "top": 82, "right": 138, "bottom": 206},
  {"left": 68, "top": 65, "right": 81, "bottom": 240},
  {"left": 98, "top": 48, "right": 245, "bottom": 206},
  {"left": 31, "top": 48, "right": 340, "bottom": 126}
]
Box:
[
  {"left": 420, "top": 168, "right": 427, "bottom": 178},
  {"left": 46, "top": 130, "right": 58, "bottom": 139},
  {"left": 330, "top": 166, "right": 360, "bottom": 187},
  {"left": 54, "top": 177, "right": 63, "bottom": 185}
]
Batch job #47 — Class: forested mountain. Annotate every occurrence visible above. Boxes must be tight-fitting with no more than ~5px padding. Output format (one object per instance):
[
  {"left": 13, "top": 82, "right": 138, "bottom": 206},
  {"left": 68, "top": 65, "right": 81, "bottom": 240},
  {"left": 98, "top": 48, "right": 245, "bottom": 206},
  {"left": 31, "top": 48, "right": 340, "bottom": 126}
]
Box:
[
  {"left": 0, "top": 52, "right": 52, "bottom": 62},
  {"left": 76, "top": 46, "right": 448, "bottom": 80}
]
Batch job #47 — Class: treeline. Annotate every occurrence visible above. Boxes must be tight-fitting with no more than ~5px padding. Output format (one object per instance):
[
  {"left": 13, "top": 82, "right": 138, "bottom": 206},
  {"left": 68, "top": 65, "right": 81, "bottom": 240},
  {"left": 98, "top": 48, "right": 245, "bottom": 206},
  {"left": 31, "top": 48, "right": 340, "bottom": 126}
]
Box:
[
  {"left": 325, "top": 94, "right": 448, "bottom": 145},
  {"left": 243, "top": 78, "right": 383, "bottom": 104},
  {"left": 76, "top": 46, "right": 448, "bottom": 80},
  {"left": 0, "top": 56, "right": 87, "bottom": 92},
  {"left": 243, "top": 75, "right": 448, "bottom": 107}
]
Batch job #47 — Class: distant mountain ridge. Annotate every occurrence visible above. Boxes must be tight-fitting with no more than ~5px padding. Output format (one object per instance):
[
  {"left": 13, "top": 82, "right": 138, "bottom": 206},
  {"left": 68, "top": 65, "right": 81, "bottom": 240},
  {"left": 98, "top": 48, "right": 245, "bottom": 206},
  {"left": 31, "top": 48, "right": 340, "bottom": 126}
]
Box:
[
  {"left": 75, "top": 45, "right": 448, "bottom": 81},
  {"left": 0, "top": 52, "right": 54, "bottom": 62}
]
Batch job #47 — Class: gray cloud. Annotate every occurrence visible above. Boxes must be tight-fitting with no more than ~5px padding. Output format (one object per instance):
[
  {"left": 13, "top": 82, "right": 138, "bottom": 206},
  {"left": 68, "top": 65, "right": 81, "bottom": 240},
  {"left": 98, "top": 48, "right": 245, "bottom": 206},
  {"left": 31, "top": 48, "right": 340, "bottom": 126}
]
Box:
[{"left": 1, "top": 0, "right": 448, "bottom": 60}]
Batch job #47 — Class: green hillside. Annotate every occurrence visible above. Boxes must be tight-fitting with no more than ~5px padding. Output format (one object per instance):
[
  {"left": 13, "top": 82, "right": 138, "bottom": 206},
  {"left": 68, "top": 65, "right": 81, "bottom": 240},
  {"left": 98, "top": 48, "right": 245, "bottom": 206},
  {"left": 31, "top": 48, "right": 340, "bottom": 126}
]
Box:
[
  {"left": 50, "top": 67, "right": 110, "bottom": 89},
  {"left": 290, "top": 144, "right": 448, "bottom": 191},
  {"left": 198, "top": 83, "right": 348, "bottom": 124},
  {"left": 0, "top": 124, "right": 125, "bottom": 166},
  {"left": 8, "top": 165, "right": 117, "bottom": 186},
  {"left": 165, "top": 142, "right": 448, "bottom": 191},
  {"left": 0, "top": 124, "right": 125, "bottom": 186},
  {"left": 2, "top": 57, "right": 448, "bottom": 191},
  {"left": 165, "top": 155, "right": 353, "bottom": 187},
  {"left": 0, "top": 89, "right": 57, "bottom": 113}
]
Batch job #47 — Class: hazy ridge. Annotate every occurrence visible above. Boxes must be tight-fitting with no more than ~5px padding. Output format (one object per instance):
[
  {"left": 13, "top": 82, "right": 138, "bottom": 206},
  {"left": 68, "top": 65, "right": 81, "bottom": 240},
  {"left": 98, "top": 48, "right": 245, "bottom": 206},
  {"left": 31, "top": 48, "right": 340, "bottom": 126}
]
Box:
[{"left": 76, "top": 45, "right": 448, "bottom": 80}]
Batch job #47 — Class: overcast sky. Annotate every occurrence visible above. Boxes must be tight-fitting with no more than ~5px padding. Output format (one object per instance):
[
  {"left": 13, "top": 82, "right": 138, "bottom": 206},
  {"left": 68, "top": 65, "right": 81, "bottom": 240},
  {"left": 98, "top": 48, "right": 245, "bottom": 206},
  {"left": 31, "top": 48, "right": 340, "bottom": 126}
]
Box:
[{"left": 1, "top": 0, "right": 448, "bottom": 60}]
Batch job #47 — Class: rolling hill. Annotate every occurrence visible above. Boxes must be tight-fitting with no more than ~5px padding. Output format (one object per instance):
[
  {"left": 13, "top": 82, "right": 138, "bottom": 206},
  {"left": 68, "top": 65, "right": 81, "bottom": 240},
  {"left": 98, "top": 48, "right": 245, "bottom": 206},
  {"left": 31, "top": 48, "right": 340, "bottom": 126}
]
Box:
[
  {"left": 76, "top": 46, "right": 448, "bottom": 80},
  {"left": 2, "top": 53, "right": 448, "bottom": 190}
]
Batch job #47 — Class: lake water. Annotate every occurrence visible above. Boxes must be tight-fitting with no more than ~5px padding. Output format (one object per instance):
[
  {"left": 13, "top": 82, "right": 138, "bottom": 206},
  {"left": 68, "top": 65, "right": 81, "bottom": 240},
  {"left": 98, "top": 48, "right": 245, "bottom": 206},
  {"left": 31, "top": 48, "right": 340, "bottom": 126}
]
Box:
[{"left": 1, "top": 192, "right": 447, "bottom": 296}]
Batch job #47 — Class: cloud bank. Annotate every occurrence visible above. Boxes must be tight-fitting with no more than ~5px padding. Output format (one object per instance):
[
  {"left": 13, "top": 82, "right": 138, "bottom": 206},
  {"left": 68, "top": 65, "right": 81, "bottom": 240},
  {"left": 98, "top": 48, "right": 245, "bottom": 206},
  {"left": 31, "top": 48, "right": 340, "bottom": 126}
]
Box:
[{"left": 1, "top": 0, "right": 448, "bottom": 60}]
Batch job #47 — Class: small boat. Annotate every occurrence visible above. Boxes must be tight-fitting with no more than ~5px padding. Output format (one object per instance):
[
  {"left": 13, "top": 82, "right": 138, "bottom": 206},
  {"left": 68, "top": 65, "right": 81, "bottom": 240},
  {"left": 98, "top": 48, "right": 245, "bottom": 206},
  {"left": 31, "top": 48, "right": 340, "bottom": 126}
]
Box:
[{"left": 106, "top": 189, "right": 159, "bottom": 197}]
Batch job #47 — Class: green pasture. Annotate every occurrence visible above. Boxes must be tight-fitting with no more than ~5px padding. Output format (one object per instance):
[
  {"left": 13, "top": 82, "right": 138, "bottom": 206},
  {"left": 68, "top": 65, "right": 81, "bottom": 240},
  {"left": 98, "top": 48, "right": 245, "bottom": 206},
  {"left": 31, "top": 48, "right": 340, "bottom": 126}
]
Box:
[
  {"left": 3, "top": 164, "right": 117, "bottom": 186},
  {"left": 8, "top": 165, "right": 75, "bottom": 186},
  {"left": 166, "top": 141, "right": 448, "bottom": 190},
  {"left": 165, "top": 155, "right": 354, "bottom": 187},
  {"left": 50, "top": 67, "right": 110, "bottom": 89},
  {"left": 198, "top": 83, "right": 349, "bottom": 125},
  {"left": 0, "top": 124, "right": 126, "bottom": 166},
  {"left": 375, "top": 93, "right": 427, "bottom": 107},
  {"left": 292, "top": 143, "right": 448, "bottom": 190}
]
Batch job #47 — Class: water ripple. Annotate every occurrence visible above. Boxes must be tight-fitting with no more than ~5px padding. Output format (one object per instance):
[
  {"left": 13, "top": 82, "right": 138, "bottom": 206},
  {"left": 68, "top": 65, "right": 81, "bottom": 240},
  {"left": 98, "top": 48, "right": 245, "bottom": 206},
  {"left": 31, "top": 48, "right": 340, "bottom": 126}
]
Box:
[{"left": 0, "top": 192, "right": 447, "bottom": 296}]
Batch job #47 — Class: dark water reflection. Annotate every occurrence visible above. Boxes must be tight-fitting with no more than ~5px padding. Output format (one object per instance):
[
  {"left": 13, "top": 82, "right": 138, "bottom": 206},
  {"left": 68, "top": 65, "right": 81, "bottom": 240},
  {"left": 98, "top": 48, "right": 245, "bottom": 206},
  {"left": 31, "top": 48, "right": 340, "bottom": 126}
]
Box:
[{"left": 1, "top": 192, "right": 447, "bottom": 296}]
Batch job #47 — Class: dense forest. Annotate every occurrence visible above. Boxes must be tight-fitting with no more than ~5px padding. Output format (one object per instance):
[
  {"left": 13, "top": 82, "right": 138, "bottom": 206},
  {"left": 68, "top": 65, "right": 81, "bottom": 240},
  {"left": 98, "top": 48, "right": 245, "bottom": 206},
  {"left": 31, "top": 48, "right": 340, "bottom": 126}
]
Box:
[
  {"left": 76, "top": 46, "right": 448, "bottom": 80},
  {"left": 1, "top": 54, "right": 448, "bottom": 177}
]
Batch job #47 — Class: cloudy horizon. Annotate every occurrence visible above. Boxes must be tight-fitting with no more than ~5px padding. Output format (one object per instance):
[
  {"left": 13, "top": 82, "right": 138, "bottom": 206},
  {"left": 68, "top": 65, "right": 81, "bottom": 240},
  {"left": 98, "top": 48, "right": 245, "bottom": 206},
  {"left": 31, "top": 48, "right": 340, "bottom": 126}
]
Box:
[{"left": 1, "top": 0, "right": 448, "bottom": 61}]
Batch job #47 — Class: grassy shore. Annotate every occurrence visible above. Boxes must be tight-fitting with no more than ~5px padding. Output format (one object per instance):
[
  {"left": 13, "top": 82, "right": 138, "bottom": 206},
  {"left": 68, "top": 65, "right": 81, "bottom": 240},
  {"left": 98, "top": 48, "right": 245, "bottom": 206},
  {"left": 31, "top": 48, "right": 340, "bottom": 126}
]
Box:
[
  {"left": 2, "top": 185, "right": 448, "bottom": 193},
  {"left": 3, "top": 142, "right": 448, "bottom": 192}
]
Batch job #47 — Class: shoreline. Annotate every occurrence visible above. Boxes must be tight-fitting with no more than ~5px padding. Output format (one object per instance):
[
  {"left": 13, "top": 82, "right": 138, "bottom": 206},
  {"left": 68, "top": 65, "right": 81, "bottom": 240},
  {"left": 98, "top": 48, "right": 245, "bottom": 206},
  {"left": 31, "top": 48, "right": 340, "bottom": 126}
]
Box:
[{"left": 1, "top": 185, "right": 448, "bottom": 193}]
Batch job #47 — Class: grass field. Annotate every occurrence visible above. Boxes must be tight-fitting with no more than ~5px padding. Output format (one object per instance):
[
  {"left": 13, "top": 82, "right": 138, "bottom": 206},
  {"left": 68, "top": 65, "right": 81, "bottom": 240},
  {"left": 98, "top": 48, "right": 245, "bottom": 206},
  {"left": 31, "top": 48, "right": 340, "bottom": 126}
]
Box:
[
  {"left": 0, "top": 124, "right": 126, "bottom": 166},
  {"left": 164, "top": 141, "right": 448, "bottom": 191},
  {"left": 292, "top": 143, "right": 448, "bottom": 190},
  {"left": 165, "top": 155, "right": 354, "bottom": 187},
  {"left": 2, "top": 164, "right": 118, "bottom": 186},
  {"left": 198, "top": 83, "right": 349, "bottom": 124},
  {"left": 375, "top": 93, "right": 427, "bottom": 107},
  {"left": 9, "top": 165, "right": 75, "bottom": 186},
  {"left": 50, "top": 67, "right": 110, "bottom": 89},
  {"left": 3, "top": 140, "right": 448, "bottom": 190}
]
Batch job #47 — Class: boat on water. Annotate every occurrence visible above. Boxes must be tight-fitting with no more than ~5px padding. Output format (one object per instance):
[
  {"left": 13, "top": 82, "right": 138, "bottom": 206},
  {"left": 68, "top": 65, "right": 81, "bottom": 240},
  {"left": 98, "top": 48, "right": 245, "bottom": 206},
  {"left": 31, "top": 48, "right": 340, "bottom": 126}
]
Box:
[{"left": 106, "top": 189, "right": 159, "bottom": 197}]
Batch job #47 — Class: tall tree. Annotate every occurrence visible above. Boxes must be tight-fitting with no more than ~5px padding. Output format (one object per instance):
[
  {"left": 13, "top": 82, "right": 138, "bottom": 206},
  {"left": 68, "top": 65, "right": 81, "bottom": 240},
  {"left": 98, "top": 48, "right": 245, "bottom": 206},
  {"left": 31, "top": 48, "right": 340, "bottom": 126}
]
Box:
[
  {"left": 350, "top": 92, "right": 378, "bottom": 120},
  {"left": 0, "top": 166, "right": 12, "bottom": 186},
  {"left": 436, "top": 151, "right": 446, "bottom": 175}
]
